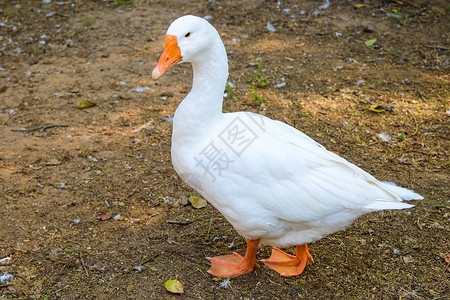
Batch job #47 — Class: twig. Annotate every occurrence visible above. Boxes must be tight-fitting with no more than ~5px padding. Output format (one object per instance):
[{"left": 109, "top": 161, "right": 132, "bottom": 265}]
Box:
[
  {"left": 11, "top": 273, "right": 29, "bottom": 286},
  {"left": 423, "top": 45, "right": 450, "bottom": 51},
  {"left": 79, "top": 252, "right": 89, "bottom": 278},
  {"left": 417, "top": 89, "right": 426, "bottom": 101},
  {"left": 167, "top": 220, "right": 192, "bottom": 225},
  {"left": 317, "top": 117, "right": 341, "bottom": 129},
  {"left": 0, "top": 284, "right": 13, "bottom": 289},
  {"left": 66, "top": 240, "right": 82, "bottom": 246},
  {"left": 0, "top": 263, "right": 11, "bottom": 266},
  {"left": 120, "top": 67, "right": 142, "bottom": 76},
  {"left": 404, "top": 149, "right": 431, "bottom": 155},
  {"left": 140, "top": 253, "right": 161, "bottom": 266},
  {"left": 11, "top": 124, "right": 68, "bottom": 132},
  {"left": 355, "top": 88, "right": 383, "bottom": 96},
  {"left": 407, "top": 109, "right": 418, "bottom": 136},
  {"left": 403, "top": 0, "right": 421, "bottom": 8}
]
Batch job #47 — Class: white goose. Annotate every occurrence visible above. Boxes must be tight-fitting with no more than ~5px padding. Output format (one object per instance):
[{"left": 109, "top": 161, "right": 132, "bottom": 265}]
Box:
[{"left": 151, "top": 15, "right": 423, "bottom": 278}]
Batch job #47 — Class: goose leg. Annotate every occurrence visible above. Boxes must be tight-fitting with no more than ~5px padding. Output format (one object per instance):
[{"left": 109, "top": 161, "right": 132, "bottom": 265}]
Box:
[
  {"left": 262, "top": 244, "right": 313, "bottom": 277},
  {"left": 207, "top": 239, "right": 260, "bottom": 278}
]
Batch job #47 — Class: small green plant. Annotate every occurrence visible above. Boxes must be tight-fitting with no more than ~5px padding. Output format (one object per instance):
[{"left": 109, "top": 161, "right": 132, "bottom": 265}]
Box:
[
  {"left": 390, "top": 50, "right": 399, "bottom": 57},
  {"left": 251, "top": 63, "right": 269, "bottom": 87},
  {"left": 387, "top": 9, "right": 408, "bottom": 23},
  {"left": 301, "top": 112, "right": 311, "bottom": 117},
  {"left": 224, "top": 81, "right": 236, "bottom": 100},
  {"left": 248, "top": 63, "right": 268, "bottom": 105},
  {"left": 398, "top": 132, "right": 406, "bottom": 142},
  {"left": 82, "top": 15, "right": 93, "bottom": 26},
  {"left": 250, "top": 84, "right": 266, "bottom": 105},
  {"left": 112, "top": 0, "right": 133, "bottom": 7}
]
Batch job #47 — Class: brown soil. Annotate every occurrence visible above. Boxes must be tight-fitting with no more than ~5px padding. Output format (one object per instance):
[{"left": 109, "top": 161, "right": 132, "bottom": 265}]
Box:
[{"left": 0, "top": 0, "right": 449, "bottom": 299}]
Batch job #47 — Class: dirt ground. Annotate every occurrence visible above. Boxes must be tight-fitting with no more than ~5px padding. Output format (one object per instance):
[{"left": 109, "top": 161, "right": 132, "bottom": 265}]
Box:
[{"left": 0, "top": 0, "right": 449, "bottom": 298}]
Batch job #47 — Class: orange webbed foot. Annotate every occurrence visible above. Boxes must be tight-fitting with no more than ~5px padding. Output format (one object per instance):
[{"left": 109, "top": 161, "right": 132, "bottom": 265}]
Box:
[
  {"left": 262, "top": 244, "right": 313, "bottom": 277},
  {"left": 207, "top": 253, "right": 259, "bottom": 278},
  {"left": 207, "top": 239, "right": 260, "bottom": 278}
]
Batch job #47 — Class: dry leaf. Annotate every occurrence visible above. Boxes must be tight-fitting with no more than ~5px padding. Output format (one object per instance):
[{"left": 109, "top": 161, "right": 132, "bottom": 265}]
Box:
[
  {"left": 296, "top": 43, "right": 305, "bottom": 47},
  {"left": 77, "top": 100, "right": 97, "bottom": 109},
  {"left": 354, "top": 4, "right": 366, "bottom": 8},
  {"left": 402, "top": 255, "right": 415, "bottom": 264},
  {"left": 368, "top": 104, "right": 384, "bottom": 113},
  {"left": 165, "top": 279, "right": 184, "bottom": 294},
  {"left": 445, "top": 254, "right": 450, "bottom": 264},
  {"left": 417, "top": 222, "right": 423, "bottom": 230},
  {"left": 96, "top": 212, "right": 111, "bottom": 221},
  {"left": 46, "top": 158, "right": 61, "bottom": 166},
  {"left": 189, "top": 195, "right": 207, "bottom": 209}
]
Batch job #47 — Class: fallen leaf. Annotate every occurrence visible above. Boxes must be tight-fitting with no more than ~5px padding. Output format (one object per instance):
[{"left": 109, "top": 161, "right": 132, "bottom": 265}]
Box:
[
  {"left": 354, "top": 4, "right": 366, "bottom": 8},
  {"left": 402, "top": 255, "right": 415, "bottom": 264},
  {"left": 364, "top": 38, "right": 377, "bottom": 46},
  {"left": 165, "top": 279, "right": 184, "bottom": 294},
  {"left": 296, "top": 43, "right": 305, "bottom": 47},
  {"left": 368, "top": 104, "right": 384, "bottom": 113},
  {"left": 189, "top": 195, "right": 207, "bottom": 209},
  {"left": 46, "top": 158, "right": 61, "bottom": 166},
  {"left": 96, "top": 212, "right": 111, "bottom": 221},
  {"left": 77, "top": 100, "right": 97, "bottom": 109},
  {"left": 445, "top": 253, "right": 450, "bottom": 264}
]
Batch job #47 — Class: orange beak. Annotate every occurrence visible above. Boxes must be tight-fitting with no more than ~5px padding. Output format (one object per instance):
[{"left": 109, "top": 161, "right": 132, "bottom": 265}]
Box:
[{"left": 152, "top": 35, "right": 182, "bottom": 80}]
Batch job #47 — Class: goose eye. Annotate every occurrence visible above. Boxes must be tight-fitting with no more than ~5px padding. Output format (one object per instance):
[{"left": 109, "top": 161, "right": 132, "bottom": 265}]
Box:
[{"left": 185, "top": 32, "right": 191, "bottom": 38}]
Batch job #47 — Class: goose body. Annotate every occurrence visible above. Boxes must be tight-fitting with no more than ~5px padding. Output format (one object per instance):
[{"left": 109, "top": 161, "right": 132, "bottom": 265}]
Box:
[{"left": 152, "top": 15, "right": 423, "bottom": 277}]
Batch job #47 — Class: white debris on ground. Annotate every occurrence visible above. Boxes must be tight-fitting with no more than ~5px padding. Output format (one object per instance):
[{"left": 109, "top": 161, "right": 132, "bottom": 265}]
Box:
[
  {"left": 219, "top": 278, "right": 231, "bottom": 288},
  {"left": 0, "top": 257, "right": 11, "bottom": 264},
  {"left": 129, "top": 86, "right": 150, "bottom": 93},
  {"left": 267, "top": 22, "right": 276, "bottom": 33},
  {"left": 0, "top": 272, "right": 13, "bottom": 283},
  {"left": 313, "top": 0, "right": 330, "bottom": 15},
  {"left": 377, "top": 132, "right": 392, "bottom": 142}
]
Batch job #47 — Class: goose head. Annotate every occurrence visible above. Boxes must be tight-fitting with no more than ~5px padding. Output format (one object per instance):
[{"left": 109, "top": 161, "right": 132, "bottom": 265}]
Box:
[{"left": 152, "top": 15, "right": 222, "bottom": 80}]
